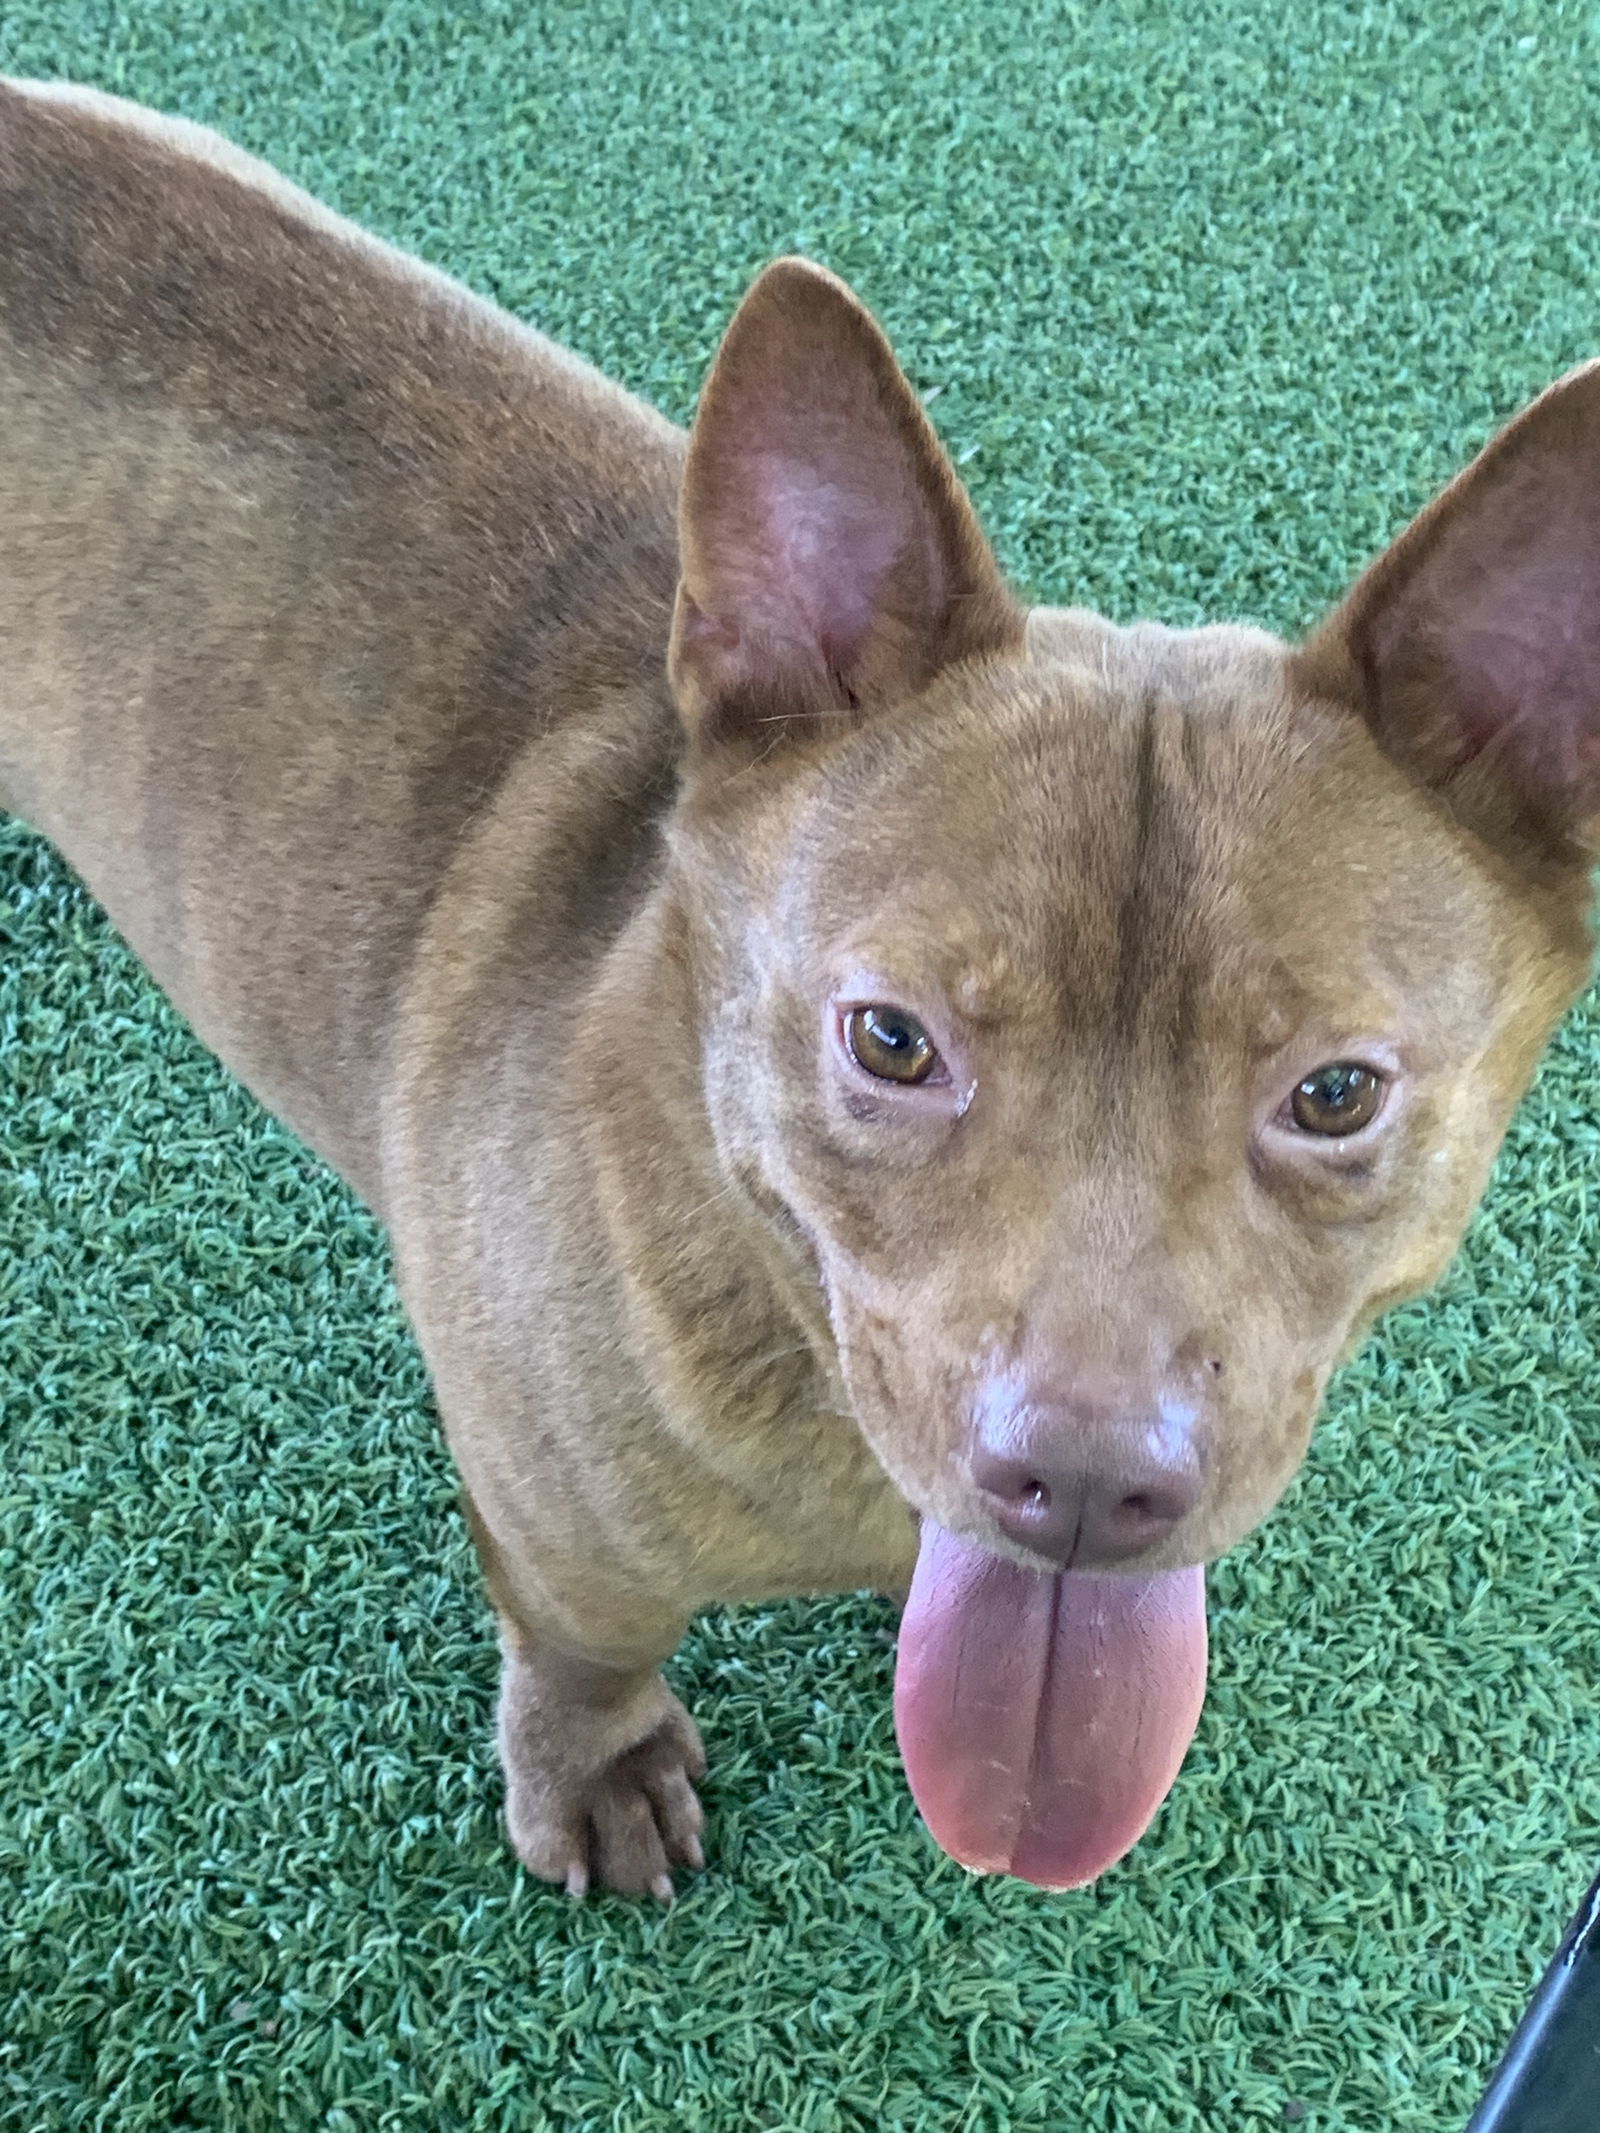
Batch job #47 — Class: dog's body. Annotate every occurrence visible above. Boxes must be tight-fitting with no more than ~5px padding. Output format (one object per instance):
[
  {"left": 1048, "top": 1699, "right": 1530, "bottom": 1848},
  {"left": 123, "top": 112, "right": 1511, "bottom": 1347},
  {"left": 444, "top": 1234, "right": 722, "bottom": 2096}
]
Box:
[{"left": 4, "top": 81, "right": 1597, "bottom": 1898}]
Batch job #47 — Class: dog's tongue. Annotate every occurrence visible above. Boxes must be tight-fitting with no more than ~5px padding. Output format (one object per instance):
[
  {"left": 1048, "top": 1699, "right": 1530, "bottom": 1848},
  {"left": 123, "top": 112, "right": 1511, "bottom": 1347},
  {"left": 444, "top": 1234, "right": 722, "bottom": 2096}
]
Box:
[{"left": 893, "top": 1524, "right": 1207, "bottom": 1889}]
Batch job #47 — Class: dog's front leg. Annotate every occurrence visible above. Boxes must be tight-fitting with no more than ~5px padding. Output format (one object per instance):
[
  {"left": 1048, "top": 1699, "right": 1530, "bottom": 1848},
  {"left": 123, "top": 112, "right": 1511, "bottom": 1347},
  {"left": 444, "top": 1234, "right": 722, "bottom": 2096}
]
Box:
[
  {"left": 461, "top": 1492, "right": 704, "bottom": 1902},
  {"left": 496, "top": 1634, "right": 706, "bottom": 1903}
]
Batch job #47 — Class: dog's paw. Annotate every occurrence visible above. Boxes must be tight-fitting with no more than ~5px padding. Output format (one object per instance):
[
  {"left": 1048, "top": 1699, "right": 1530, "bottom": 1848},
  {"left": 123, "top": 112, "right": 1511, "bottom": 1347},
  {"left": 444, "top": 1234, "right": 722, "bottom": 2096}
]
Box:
[{"left": 503, "top": 1683, "right": 707, "bottom": 1903}]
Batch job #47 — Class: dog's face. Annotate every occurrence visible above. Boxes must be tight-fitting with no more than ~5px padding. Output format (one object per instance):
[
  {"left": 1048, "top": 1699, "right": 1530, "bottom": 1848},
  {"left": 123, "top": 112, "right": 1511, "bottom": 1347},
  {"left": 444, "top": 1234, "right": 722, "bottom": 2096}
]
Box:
[{"left": 666, "top": 261, "right": 1599, "bottom": 1576}]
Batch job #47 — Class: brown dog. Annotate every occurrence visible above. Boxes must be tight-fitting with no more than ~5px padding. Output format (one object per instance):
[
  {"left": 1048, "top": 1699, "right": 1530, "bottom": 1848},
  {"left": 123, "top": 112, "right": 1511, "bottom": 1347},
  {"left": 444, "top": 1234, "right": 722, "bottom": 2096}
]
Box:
[{"left": 3, "top": 78, "right": 1596, "bottom": 1901}]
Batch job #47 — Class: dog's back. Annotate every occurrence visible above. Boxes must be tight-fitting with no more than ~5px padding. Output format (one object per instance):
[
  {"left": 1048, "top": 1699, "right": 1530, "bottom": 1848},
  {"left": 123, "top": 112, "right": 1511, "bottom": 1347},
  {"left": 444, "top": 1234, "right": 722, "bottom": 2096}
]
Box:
[{"left": 0, "top": 80, "right": 685, "bottom": 1198}]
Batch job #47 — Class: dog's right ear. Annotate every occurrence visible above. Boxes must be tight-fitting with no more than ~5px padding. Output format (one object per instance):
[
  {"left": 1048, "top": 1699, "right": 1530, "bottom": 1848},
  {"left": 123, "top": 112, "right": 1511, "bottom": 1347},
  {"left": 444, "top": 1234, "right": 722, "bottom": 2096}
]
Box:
[
  {"left": 1298, "top": 360, "right": 1600, "bottom": 864},
  {"left": 668, "top": 259, "right": 1024, "bottom": 752}
]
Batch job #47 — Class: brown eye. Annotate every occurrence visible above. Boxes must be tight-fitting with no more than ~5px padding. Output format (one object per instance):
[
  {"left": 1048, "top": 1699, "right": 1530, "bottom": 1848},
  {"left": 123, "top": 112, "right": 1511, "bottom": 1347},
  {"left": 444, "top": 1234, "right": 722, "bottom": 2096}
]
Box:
[
  {"left": 1290, "top": 1062, "right": 1385, "bottom": 1136},
  {"left": 845, "top": 1006, "right": 939, "bottom": 1085}
]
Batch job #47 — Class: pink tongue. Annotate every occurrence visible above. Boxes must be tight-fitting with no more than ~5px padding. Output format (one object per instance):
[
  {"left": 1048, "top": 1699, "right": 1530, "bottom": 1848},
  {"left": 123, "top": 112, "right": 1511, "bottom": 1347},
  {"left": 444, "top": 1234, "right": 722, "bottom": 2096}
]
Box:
[{"left": 893, "top": 1523, "right": 1207, "bottom": 1889}]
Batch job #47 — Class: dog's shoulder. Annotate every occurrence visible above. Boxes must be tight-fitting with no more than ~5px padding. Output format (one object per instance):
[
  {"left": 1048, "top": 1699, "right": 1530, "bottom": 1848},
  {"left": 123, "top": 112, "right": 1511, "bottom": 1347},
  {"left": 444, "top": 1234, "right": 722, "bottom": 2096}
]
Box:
[{"left": 0, "top": 77, "right": 682, "bottom": 480}]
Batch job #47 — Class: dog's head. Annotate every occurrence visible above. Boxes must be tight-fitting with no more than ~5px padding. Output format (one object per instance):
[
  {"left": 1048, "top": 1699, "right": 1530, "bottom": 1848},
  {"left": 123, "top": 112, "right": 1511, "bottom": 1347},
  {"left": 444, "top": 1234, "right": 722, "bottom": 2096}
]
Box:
[{"left": 665, "top": 259, "right": 1597, "bottom": 1581}]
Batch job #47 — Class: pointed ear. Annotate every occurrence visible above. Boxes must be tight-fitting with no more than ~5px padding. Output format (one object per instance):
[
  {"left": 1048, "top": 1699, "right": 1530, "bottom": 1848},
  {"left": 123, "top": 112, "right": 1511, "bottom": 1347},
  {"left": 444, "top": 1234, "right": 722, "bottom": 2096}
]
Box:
[
  {"left": 667, "top": 258, "right": 1024, "bottom": 749},
  {"left": 1297, "top": 360, "right": 1600, "bottom": 861}
]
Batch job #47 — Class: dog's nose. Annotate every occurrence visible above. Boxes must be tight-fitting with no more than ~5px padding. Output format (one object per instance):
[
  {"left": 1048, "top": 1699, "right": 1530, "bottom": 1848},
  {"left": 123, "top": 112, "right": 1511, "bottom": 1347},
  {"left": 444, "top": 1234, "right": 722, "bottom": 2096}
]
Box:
[{"left": 970, "top": 1406, "right": 1203, "bottom": 1569}]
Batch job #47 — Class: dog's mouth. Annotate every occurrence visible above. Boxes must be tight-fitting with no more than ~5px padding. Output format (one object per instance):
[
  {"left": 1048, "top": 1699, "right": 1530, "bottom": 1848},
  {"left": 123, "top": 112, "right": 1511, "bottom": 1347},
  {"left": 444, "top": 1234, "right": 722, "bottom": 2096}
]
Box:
[
  {"left": 809, "top": 1263, "right": 1213, "bottom": 1884},
  {"left": 892, "top": 1520, "right": 1207, "bottom": 1888}
]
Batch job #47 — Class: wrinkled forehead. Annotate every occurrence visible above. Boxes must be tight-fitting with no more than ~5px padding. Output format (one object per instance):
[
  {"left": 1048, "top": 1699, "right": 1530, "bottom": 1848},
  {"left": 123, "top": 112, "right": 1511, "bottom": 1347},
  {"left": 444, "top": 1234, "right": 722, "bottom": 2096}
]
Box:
[{"left": 779, "top": 611, "right": 1490, "bottom": 1045}]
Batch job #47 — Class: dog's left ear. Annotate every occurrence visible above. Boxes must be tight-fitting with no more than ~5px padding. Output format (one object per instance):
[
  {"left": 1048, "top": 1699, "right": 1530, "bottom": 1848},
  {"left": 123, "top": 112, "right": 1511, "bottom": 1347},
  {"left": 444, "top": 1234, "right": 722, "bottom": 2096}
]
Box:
[
  {"left": 1298, "top": 360, "right": 1600, "bottom": 860},
  {"left": 669, "top": 258, "right": 1024, "bottom": 750}
]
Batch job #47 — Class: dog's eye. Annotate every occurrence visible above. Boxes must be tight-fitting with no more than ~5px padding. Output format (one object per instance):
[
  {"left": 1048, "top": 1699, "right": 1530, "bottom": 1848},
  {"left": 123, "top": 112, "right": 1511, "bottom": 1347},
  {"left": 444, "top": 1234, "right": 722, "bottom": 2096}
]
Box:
[
  {"left": 1289, "top": 1062, "right": 1385, "bottom": 1136},
  {"left": 845, "top": 1006, "right": 939, "bottom": 1085}
]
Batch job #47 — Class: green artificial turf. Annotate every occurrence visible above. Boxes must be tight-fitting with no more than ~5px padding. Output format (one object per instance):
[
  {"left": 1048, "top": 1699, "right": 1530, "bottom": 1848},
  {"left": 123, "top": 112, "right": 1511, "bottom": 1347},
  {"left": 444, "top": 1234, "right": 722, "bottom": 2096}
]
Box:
[{"left": 2, "top": 3, "right": 1599, "bottom": 2127}]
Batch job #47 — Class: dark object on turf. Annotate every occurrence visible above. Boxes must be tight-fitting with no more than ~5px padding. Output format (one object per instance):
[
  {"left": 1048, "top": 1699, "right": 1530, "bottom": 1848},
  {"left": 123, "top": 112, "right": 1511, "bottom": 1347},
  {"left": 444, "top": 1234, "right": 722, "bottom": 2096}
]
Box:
[{"left": 1465, "top": 1868, "right": 1600, "bottom": 2133}]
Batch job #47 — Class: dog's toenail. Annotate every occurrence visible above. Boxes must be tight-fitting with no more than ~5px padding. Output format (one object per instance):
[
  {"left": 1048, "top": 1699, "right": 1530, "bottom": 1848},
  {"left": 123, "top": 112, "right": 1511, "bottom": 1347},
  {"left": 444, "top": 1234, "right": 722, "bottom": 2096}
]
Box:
[{"left": 651, "top": 1874, "right": 675, "bottom": 1905}]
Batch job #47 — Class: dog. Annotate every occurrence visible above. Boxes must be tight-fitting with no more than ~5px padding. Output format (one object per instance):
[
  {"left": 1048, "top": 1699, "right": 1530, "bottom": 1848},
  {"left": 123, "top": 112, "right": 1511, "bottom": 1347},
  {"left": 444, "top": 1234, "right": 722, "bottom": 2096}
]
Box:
[{"left": 2, "top": 77, "right": 1596, "bottom": 1901}]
